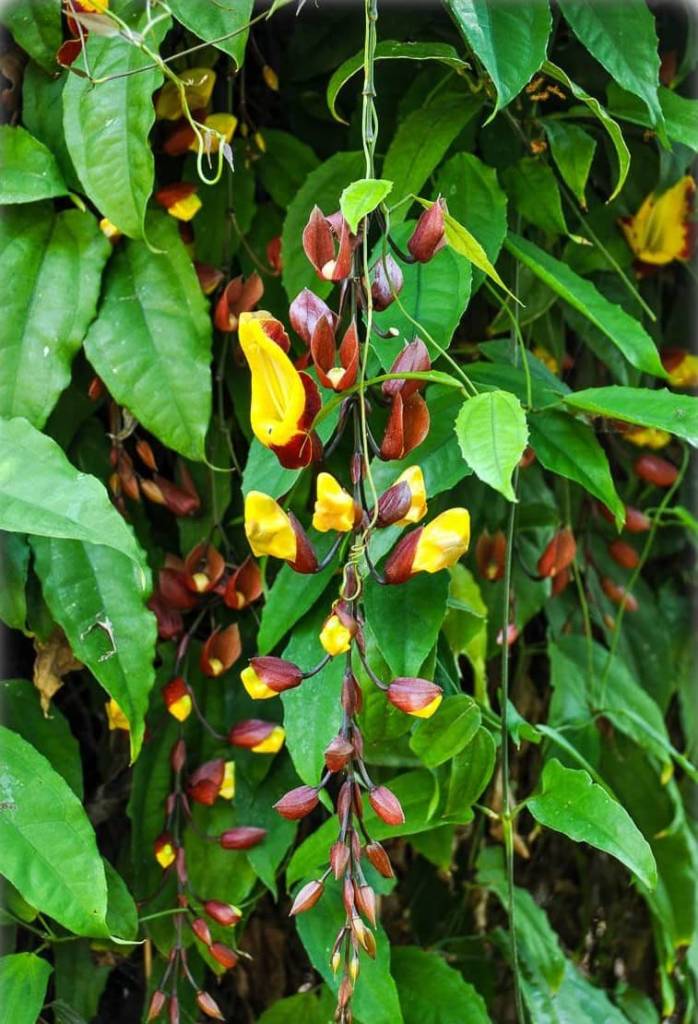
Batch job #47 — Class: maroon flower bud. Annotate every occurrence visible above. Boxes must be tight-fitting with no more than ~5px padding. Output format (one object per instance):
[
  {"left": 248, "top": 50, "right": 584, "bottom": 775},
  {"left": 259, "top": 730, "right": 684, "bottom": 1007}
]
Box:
[
  {"left": 383, "top": 528, "right": 422, "bottom": 585},
  {"left": 341, "top": 669, "right": 363, "bottom": 715},
  {"left": 338, "top": 976, "right": 353, "bottom": 1009},
  {"left": 168, "top": 995, "right": 179, "bottom": 1024},
  {"left": 191, "top": 917, "right": 212, "bottom": 947},
  {"left": 200, "top": 624, "right": 242, "bottom": 678},
  {"left": 146, "top": 989, "right": 167, "bottom": 1021},
  {"left": 267, "top": 235, "right": 282, "bottom": 273},
  {"left": 407, "top": 198, "right": 447, "bottom": 262},
  {"left": 380, "top": 391, "right": 430, "bottom": 462},
  {"left": 210, "top": 942, "right": 238, "bottom": 970},
  {"left": 194, "top": 261, "right": 224, "bottom": 296},
  {"left": 475, "top": 529, "right": 507, "bottom": 582},
  {"left": 601, "top": 577, "right": 639, "bottom": 613},
  {"left": 387, "top": 677, "right": 443, "bottom": 718},
  {"left": 147, "top": 593, "right": 183, "bottom": 640},
  {"left": 204, "top": 900, "right": 242, "bottom": 926},
  {"left": 244, "top": 656, "right": 304, "bottom": 697},
  {"left": 608, "top": 539, "right": 640, "bottom": 570},
  {"left": 343, "top": 875, "right": 355, "bottom": 915},
  {"left": 634, "top": 454, "right": 678, "bottom": 487},
  {"left": 157, "top": 566, "right": 198, "bottom": 610},
  {"left": 324, "top": 734, "right": 354, "bottom": 772},
  {"left": 289, "top": 879, "right": 324, "bottom": 916},
  {"left": 170, "top": 739, "right": 186, "bottom": 774},
  {"left": 382, "top": 338, "right": 431, "bottom": 400},
  {"left": 222, "top": 556, "right": 263, "bottom": 611},
  {"left": 354, "top": 883, "right": 377, "bottom": 926},
  {"left": 375, "top": 481, "right": 412, "bottom": 527},
  {"left": 183, "top": 542, "right": 225, "bottom": 594},
  {"left": 196, "top": 991, "right": 225, "bottom": 1021},
  {"left": 551, "top": 567, "right": 571, "bottom": 597},
  {"left": 537, "top": 528, "right": 576, "bottom": 579},
  {"left": 352, "top": 782, "right": 364, "bottom": 818},
  {"left": 330, "top": 840, "right": 351, "bottom": 879},
  {"left": 371, "top": 253, "right": 404, "bottom": 311},
  {"left": 219, "top": 827, "right": 267, "bottom": 850},
  {"left": 175, "top": 846, "right": 187, "bottom": 886},
  {"left": 149, "top": 472, "right": 201, "bottom": 517},
  {"left": 369, "top": 785, "right": 405, "bottom": 826},
  {"left": 287, "top": 512, "right": 320, "bottom": 573},
  {"left": 228, "top": 719, "right": 279, "bottom": 749},
  {"left": 365, "top": 840, "right": 394, "bottom": 878},
  {"left": 624, "top": 505, "right": 651, "bottom": 533},
  {"left": 187, "top": 760, "right": 225, "bottom": 806},
  {"left": 337, "top": 779, "right": 353, "bottom": 820},
  {"left": 351, "top": 915, "right": 376, "bottom": 957},
  {"left": 274, "top": 785, "right": 319, "bottom": 820},
  {"left": 289, "top": 288, "right": 336, "bottom": 346}
]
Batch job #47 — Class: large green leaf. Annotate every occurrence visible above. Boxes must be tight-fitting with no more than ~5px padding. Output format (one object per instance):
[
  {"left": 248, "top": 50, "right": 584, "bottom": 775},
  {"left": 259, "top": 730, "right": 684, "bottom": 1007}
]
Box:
[
  {"left": 1, "top": 0, "right": 61, "bottom": 72},
  {"left": 563, "top": 386, "right": 698, "bottom": 447},
  {"left": 0, "top": 725, "right": 109, "bottom": 936},
  {"left": 327, "top": 40, "right": 469, "bottom": 122},
  {"left": 444, "top": 727, "right": 496, "bottom": 820},
  {"left": 543, "top": 61, "right": 630, "bottom": 200},
  {"left": 0, "top": 953, "right": 52, "bottom": 1024},
  {"left": 0, "top": 417, "right": 145, "bottom": 571},
  {"left": 0, "top": 205, "right": 110, "bottom": 427},
  {"left": 31, "top": 537, "right": 156, "bottom": 761},
  {"left": 557, "top": 0, "right": 665, "bottom": 138},
  {"left": 607, "top": 82, "right": 698, "bottom": 152},
  {"left": 21, "top": 63, "right": 78, "bottom": 190},
  {"left": 455, "top": 391, "right": 528, "bottom": 501},
  {"left": 167, "top": 0, "right": 254, "bottom": 66},
  {"left": 445, "top": 0, "right": 552, "bottom": 116},
  {"left": 505, "top": 233, "right": 665, "bottom": 377},
  {"left": 63, "top": 12, "right": 168, "bottom": 239},
  {"left": 383, "top": 91, "right": 481, "bottom": 222},
  {"left": 528, "top": 409, "right": 624, "bottom": 525},
  {"left": 410, "top": 694, "right": 481, "bottom": 768},
  {"left": 502, "top": 157, "right": 567, "bottom": 236},
  {"left": 84, "top": 213, "right": 212, "bottom": 460},
  {"left": 257, "top": 991, "right": 336, "bottom": 1024},
  {"left": 0, "top": 533, "right": 29, "bottom": 632},
  {"left": 0, "top": 125, "right": 66, "bottom": 203},
  {"left": 542, "top": 120, "right": 597, "bottom": 208},
  {"left": 363, "top": 571, "right": 450, "bottom": 678},
  {"left": 391, "top": 946, "right": 492, "bottom": 1024},
  {"left": 258, "top": 555, "right": 337, "bottom": 655},
  {"left": 527, "top": 758, "right": 657, "bottom": 889},
  {"left": 282, "top": 151, "right": 364, "bottom": 302}
]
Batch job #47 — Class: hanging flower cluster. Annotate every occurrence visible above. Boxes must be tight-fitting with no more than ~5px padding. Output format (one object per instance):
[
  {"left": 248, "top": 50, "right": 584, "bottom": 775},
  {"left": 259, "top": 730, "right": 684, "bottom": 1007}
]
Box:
[{"left": 234, "top": 197, "right": 471, "bottom": 1020}]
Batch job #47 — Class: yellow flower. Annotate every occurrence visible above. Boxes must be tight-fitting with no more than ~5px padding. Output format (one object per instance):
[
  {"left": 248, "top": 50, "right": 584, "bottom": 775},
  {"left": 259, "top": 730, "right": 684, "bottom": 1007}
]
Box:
[
  {"left": 319, "top": 614, "right": 352, "bottom": 656},
  {"left": 239, "top": 311, "right": 307, "bottom": 449},
  {"left": 244, "top": 491, "right": 297, "bottom": 560},
  {"left": 219, "top": 761, "right": 235, "bottom": 800},
  {"left": 532, "top": 345, "right": 559, "bottom": 374},
  {"left": 312, "top": 473, "right": 356, "bottom": 532},
  {"left": 252, "top": 725, "right": 286, "bottom": 753},
  {"left": 394, "top": 466, "right": 427, "bottom": 526},
  {"left": 105, "top": 698, "right": 129, "bottom": 731},
  {"left": 156, "top": 67, "right": 217, "bottom": 121},
  {"left": 624, "top": 426, "right": 671, "bottom": 449},
  {"left": 412, "top": 509, "right": 471, "bottom": 574},
  {"left": 619, "top": 175, "right": 696, "bottom": 266},
  {"left": 241, "top": 664, "right": 277, "bottom": 700},
  {"left": 154, "top": 838, "right": 176, "bottom": 869},
  {"left": 99, "top": 218, "right": 122, "bottom": 244},
  {"left": 190, "top": 113, "right": 238, "bottom": 153},
  {"left": 666, "top": 352, "right": 698, "bottom": 388},
  {"left": 168, "top": 192, "right": 201, "bottom": 222}
]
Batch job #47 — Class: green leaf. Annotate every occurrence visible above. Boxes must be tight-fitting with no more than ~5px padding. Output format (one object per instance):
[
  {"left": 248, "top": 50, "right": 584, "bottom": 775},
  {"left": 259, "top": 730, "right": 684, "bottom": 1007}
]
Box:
[
  {"left": 364, "top": 571, "right": 450, "bottom": 677},
  {"left": 444, "top": 727, "right": 496, "bottom": 820},
  {"left": 384, "top": 92, "right": 482, "bottom": 223},
  {"left": 557, "top": 0, "right": 665, "bottom": 139},
  {"left": 502, "top": 157, "right": 568, "bottom": 236},
  {"left": 417, "top": 200, "right": 515, "bottom": 297},
  {"left": 0, "top": 953, "right": 52, "bottom": 1024},
  {"left": 31, "top": 537, "right": 156, "bottom": 762},
  {"left": 103, "top": 859, "right": 138, "bottom": 941},
  {"left": 281, "top": 607, "right": 344, "bottom": 786},
  {"left": 235, "top": 762, "right": 298, "bottom": 899},
  {"left": 0, "top": 205, "right": 110, "bottom": 427},
  {"left": 563, "top": 386, "right": 698, "bottom": 447},
  {"left": 1, "top": 0, "right": 61, "bottom": 72},
  {"left": 527, "top": 758, "right": 657, "bottom": 889},
  {"left": 340, "top": 177, "right": 393, "bottom": 233},
  {"left": 445, "top": 0, "right": 552, "bottom": 117},
  {"left": 282, "top": 151, "right": 364, "bottom": 302},
  {"left": 542, "top": 120, "right": 597, "bottom": 208},
  {"left": 63, "top": 13, "right": 168, "bottom": 239},
  {"left": 258, "top": 554, "right": 336, "bottom": 655},
  {"left": 528, "top": 409, "right": 624, "bottom": 526},
  {"left": 0, "top": 125, "right": 66, "bottom": 203},
  {"left": 0, "top": 679, "right": 83, "bottom": 798},
  {"left": 372, "top": 223, "right": 472, "bottom": 367},
  {"left": 607, "top": 82, "right": 698, "bottom": 152},
  {"left": 505, "top": 233, "right": 665, "bottom": 377},
  {"left": 434, "top": 152, "right": 508, "bottom": 292},
  {"left": 0, "top": 725, "right": 109, "bottom": 935},
  {"left": 543, "top": 61, "right": 630, "bottom": 200},
  {"left": 0, "top": 534, "right": 29, "bottom": 631},
  {"left": 295, "top": 881, "right": 404, "bottom": 1024},
  {"left": 53, "top": 941, "right": 110, "bottom": 1024},
  {"left": 84, "top": 213, "right": 212, "bottom": 460},
  {"left": 391, "top": 946, "right": 492, "bottom": 1024},
  {"left": 256, "top": 130, "right": 320, "bottom": 208},
  {"left": 454, "top": 391, "right": 528, "bottom": 501},
  {"left": 257, "top": 991, "right": 336, "bottom": 1024},
  {"left": 0, "top": 417, "right": 145, "bottom": 571},
  {"left": 326, "top": 40, "right": 469, "bottom": 122},
  {"left": 167, "top": 0, "right": 253, "bottom": 66},
  {"left": 410, "top": 694, "right": 481, "bottom": 768},
  {"left": 22, "top": 63, "right": 78, "bottom": 190}
]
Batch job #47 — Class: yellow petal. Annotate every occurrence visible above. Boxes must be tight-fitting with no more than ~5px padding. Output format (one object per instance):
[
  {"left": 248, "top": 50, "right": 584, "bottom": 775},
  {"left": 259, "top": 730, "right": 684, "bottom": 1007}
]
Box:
[
  {"left": 244, "top": 491, "right": 297, "bottom": 560},
  {"left": 668, "top": 353, "right": 698, "bottom": 388},
  {"left": 99, "top": 217, "right": 122, "bottom": 243},
  {"left": 155, "top": 842, "right": 175, "bottom": 869},
  {"left": 239, "top": 312, "right": 306, "bottom": 448},
  {"left": 412, "top": 508, "right": 471, "bottom": 574},
  {"left": 219, "top": 761, "right": 236, "bottom": 800},
  {"left": 408, "top": 694, "right": 443, "bottom": 719},
  {"left": 624, "top": 426, "right": 671, "bottom": 449},
  {"left": 394, "top": 465, "right": 427, "bottom": 526},
  {"left": 252, "top": 726, "right": 286, "bottom": 754},
  {"left": 167, "top": 193, "right": 202, "bottom": 222},
  {"left": 620, "top": 175, "right": 695, "bottom": 266},
  {"left": 106, "top": 698, "right": 129, "bottom": 731},
  {"left": 167, "top": 694, "right": 192, "bottom": 722},
  {"left": 189, "top": 112, "right": 238, "bottom": 153},
  {"left": 532, "top": 345, "right": 559, "bottom": 374},
  {"left": 319, "top": 614, "right": 352, "bottom": 656},
  {"left": 312, "top": 472, "right": 356, "bottom": 532},
  {"left": 241, "top": 665, "right": 278, "bottom": 700},
  {"left": 156, "top": 67, "right": 217, "bottom": 120}
]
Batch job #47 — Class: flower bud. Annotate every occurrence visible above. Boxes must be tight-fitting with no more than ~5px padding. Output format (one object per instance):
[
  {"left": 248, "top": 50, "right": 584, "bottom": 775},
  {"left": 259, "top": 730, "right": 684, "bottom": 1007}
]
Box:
[
  {"left": 200, "top": 624, "right": 242, "bottom": 677},
  {"left": 537, "top": 528, "right": 576, "bottom": 579},
  {"left": 146, "top": 989, "right": 166, "bottom": 1021},
  {"left": 194, "top": 261, "right": 224, "bottom": 296},
  {"left": 475, "top": 529, "right": 507, "bottom": 581},
  {"left": 354, "top": 883, "right": 377, "bottom": 926},
  {"left": 324, "top": 734, "right": 354, "bottom": 772},
  {"left": 154, "top": 832, "right": 176, "bottom": 869},
  {"left": 241, "top": 656, "right": 303, "bottom": 700},
  {"left": 624, "top": 505, "right": 651, "bottom": 533},
  {"left": 331, "top": 949, "right": 342, "bottom": 974},
  {"left": 342, "top": 669, "right": 363, "bottom": 715},
  {"left": 204, "top": 900, "right": 242, "bottom": 926},
  {"left": 170, "top": 738, "right": 186, "bottom": 774},
  {"left": 551, "top": 567, "right": 571, "bottom": 597},
  {"left": 608, "top": 540, "right": 640, "bottom": 570},
  {"left": 274, "top": 785, "right": 319, "bottom": 820},
  {"left": 601, "top": 578, "right": 639, "bottom": 613},
  {"left": 371, "top": 253, "right": 404, "bottom": 311},
  {"left": 330, "top": 840, "right": 351, "bottom": 879},
  {"left": 365, "top": 841, "right": 394, "bottom": 878},
  {"left": 175, "top": 846, "right": 187, "bottom": 886},
  {"left": 219, "top": 826, "right": 267, "bottom": 850},
  {"left": 209, "top": 942, "right": 238, "bottom": 970},
  {"left": 289, "top": 288, "right": 335, "bottom": 345},
  {"left": 228, "top": 719, "right": 286, "bottom": 753},
  {"left": 387, "top": 677, "right": 442, "bottom": 718},
  {"left": 168, "top": 995, "right": 179, "bottom": 1024},
  {"left": 369, "top": 785, "right": 405, "bottom": 826},
  {"left": 407, "top": 198, "right": 446, "bottom": 262},
  {"left": 184, "top": 542, "right": 225, "bottom": 594},
  {"left": 191, "top": 917, "right": 212, "bottom": 946},
  {"left": 634, "top": 454, "right": 678, "bottom": 487},
  {"left": 196, "top": 991, "right": 225, "bottom": 1021},
  {"left": 155, "top": 182, "right": 201, "bottom": 222},
  {"left": 351, "top": 915, "right": 376, "bottom": 957},
  {"left": 289, "top": 879, "right": 324, "bottom": 916},
  {"left": 223, "top": 556, "right": 263, "bottom": 611},
  {"left": 349, "top": 954, "right": 361, "bottom": 983},
  {"left": 162, "top": 676, "right": 192, "bottom": 722},
  {"left": 187, "top": 759, "right": 225, "bottom": 806},
  {"left": 338, "top": 975, "right": 354, "bottom": 1009}
]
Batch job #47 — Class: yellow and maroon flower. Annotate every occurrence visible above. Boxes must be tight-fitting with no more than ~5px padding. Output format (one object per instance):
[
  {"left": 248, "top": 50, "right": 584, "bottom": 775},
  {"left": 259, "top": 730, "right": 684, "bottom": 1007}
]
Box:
[
  {"left": 619, "top": 175, "right": 695, "bottom": 267},
  {"left": 184, "top": 542, "right": 225, "bottom": 594},
  {"left": 302, "top": 207, "right": 355, "bottom": 282},
  {"left": 476, "top": 529, "right": 507, "bottom": 581},
  {"left": 623, "top": 426, "right": 671, "bottom": 449},
  {"left": 662, "top": 348, "right": 698, "bottom": 388},
  {"left": 380, "top": 340, "right": 431, "bottom": 461},
  {"left": 154, "top": 182, "right": 202, "bottom": 222},
  {"left": 537, "top": 528, "right": 576, "bottom": 579},
  {"left": 240, "top": 656, "right": 303, "bottom": 700},
  {"left": 200, "top": 624, "right": 241, "bottom": 678},
  {"left": 222, "top": 557, "right": 263, "bottom": 610},
  {"left": 239, "top": 311, "right": 322, "bottom": 469},
  {"left": 154, "top": 831, "right": 177, "bottom": 869},
  {"left": 375, "top": 465, "right": 427, "bottom": 527},
  {"left": 384, "top": 508, "right": 471, "bottom": 584},
  {"left": 312, "top": 472, "right": 360, "bottom": 533},
  {"left": 105, "top": 698, "right": 129, "bottom": 731},
  {"left": 387, "top": 677, "right": 442, "bottom": 718},
  {"left": 244, "top": 491, "right": 318, "bottom": 573},
  {"left": 187, "top": 759, "right": 235, "bottom": 805},
  {"left": 162, "top": 676, "right": 192, "bottom": 722},
  {"left": 155, "top": 67, "right": 217, "bottom": 121},
  {"left": 228, "top": 719, "right": 286, "bottom": 753},
  {"left": 319, "top": 602, "right": 358, "bottom": 656},
  {"left": 214, "top": 274, "right": 264, "bottom": 332},
  {"left": 310, "top": 317, "right": 359, "bottom": 392}
]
